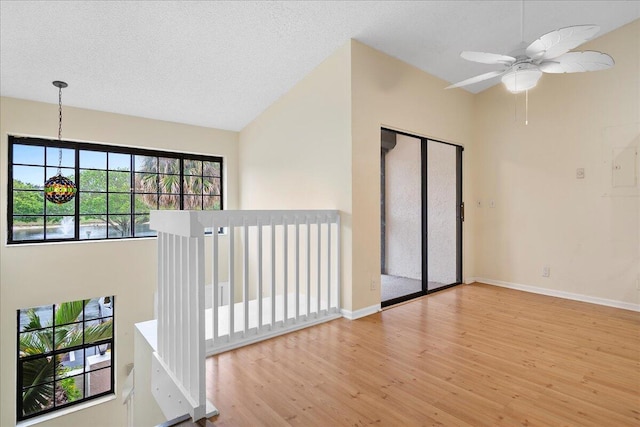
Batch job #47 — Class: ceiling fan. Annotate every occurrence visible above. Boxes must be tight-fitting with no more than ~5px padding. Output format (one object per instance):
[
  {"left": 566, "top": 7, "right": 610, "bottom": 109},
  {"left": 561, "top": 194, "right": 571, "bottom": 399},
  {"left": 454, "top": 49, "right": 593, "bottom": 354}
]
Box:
[{"left": 445, "top": 25, "right": 615, "bottom": 93}]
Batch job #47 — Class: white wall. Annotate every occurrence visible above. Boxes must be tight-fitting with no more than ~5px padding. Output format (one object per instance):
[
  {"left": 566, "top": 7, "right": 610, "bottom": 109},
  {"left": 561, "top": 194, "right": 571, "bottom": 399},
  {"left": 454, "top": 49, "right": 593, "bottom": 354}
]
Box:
[
  {"left": 427, "top": 140, "right": 458, "bottom": 284},
  {"left": 471, "top": 19, "right": 639, "bottom": 306},
  {"left": 0, "top": 97, "right": 239, "bottom": 427},
  {"left": 385, "top": 134, "right": 422, "bottom": 280}
]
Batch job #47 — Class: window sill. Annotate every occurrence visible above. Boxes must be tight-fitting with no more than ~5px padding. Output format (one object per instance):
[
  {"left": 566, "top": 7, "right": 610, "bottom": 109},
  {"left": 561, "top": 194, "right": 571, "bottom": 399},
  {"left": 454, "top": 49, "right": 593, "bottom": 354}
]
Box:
[
  {"left": 6, "top": 236, "right": 157, "bottom": 247},
  {"left": 17, "top": 394, "right": 116, "bottom": 427}
]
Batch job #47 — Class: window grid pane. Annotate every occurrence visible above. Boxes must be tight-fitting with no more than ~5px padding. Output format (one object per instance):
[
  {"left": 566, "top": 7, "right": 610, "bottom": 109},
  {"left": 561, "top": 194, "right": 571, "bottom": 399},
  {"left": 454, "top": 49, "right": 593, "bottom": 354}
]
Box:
[
  {"left": 9, "top": 136, "right": 223, "bottom": 244},
  {"left": 17, "top": 296, "right": 115, "bottom": 421}
]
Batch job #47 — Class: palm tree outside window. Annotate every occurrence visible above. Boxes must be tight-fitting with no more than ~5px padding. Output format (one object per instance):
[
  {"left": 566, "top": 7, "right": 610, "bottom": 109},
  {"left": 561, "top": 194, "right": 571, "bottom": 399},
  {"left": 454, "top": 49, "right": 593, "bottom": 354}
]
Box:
[
  {"left": 17, "top": 296, "right": 114, "bottom": 421},
  {"left": 8, "top": 135, "right": 223, "bottom": 244}
]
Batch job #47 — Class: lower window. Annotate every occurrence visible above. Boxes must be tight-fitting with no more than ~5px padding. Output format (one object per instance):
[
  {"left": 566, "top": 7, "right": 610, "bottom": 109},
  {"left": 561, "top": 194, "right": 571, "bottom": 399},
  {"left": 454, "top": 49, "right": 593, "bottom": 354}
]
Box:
[{"left": 17, "top": 296, "right": 114, "bottom": 421}]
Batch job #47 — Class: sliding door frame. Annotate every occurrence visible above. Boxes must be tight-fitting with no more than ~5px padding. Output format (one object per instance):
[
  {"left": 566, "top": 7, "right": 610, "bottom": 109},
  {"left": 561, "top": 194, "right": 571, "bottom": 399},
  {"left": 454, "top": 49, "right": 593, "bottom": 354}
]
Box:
[{"left": 381, "top": 128, "right": 464, "bottom": 308}]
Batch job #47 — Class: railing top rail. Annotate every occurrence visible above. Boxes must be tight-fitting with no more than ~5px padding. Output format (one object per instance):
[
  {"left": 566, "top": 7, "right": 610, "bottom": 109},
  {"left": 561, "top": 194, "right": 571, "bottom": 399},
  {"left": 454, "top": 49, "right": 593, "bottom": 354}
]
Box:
[{"left": 150, "top": 209, "right": 340, "bottom": 236}]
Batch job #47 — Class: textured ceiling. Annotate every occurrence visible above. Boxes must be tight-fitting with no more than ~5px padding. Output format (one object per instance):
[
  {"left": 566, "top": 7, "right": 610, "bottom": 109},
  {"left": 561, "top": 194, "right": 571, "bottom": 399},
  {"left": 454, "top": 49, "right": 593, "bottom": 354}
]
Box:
[{"left": 1, "top": 1, "right": 638, "bottom": 131}]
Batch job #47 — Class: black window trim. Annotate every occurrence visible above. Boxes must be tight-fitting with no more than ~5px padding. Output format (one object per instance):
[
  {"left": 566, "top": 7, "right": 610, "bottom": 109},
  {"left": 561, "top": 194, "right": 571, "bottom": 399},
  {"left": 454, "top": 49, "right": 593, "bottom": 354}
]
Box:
[
  {"left": 16, "top": 297, "right": 116, "bottom": 422},
  {"left": 8, "top": 135, "right": 224, "bottom": 244}
]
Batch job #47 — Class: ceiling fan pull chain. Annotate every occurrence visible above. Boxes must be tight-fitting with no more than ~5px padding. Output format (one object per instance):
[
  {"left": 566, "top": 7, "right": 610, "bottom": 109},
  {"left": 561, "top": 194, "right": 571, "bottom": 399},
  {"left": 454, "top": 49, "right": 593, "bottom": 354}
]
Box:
[
  {"left": 525, "top": 89, "right": 529, "bottom": 126},
  {"left": 514, "top": 71, "right": 518, "bottom": 122}
]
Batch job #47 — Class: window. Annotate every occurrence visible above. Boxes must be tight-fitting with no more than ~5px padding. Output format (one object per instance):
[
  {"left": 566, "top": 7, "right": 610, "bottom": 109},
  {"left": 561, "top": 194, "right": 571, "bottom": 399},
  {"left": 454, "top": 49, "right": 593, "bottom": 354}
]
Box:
[
  {"left": 8, "top": 136, "right": 223, "bottom": 244},
  {"left": 17, "top": 296, "right": 114, "bottom": 421}
]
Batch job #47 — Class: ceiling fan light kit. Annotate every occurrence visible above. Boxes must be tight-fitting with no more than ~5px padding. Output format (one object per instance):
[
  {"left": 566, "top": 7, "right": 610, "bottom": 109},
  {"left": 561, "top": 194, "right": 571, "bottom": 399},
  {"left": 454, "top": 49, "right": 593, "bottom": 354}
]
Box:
[{"left": 501, "top": 68, "right": 542, "bottom": 93}]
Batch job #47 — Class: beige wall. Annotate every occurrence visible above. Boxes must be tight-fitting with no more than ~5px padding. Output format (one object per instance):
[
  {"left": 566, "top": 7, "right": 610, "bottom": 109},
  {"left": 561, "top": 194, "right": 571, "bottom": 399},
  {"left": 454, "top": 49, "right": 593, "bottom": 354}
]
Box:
[
  {"left": 0, "top": 97, "right": 238, "bottom": 427},
  {"left": 472, "top": 20, "right": 639, "bottom": 305},
  {"left": 351, "top": 40, "right": 475, "bottom": 310},
  {"left": 238, "top": 40, "right": 475, "bottom": 312},
  {"left": 238, "top": 42, "right": 353, "bottom": 307}
]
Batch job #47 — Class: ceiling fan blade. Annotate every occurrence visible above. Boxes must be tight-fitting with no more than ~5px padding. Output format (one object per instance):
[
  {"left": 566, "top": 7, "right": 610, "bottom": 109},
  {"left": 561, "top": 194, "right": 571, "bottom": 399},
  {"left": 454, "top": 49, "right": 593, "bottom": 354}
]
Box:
[
  {"left": 445, "top": 70, "right": 506, "bottom": 89},
  {"left": 460, "top": 51, "right": 516, "bottom": 65},
  {"left": 539, "top": 51, "right": 614, "bottom": 73},
  {"left": 526, "top": 25, "right": 600, "bottom": 61}
]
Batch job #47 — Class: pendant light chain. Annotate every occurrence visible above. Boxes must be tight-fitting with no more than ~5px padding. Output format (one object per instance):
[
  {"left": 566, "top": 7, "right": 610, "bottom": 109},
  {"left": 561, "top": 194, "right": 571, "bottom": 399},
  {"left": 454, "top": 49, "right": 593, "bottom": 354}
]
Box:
[
  {"left": 45, "top": 80, "right": 76, "bottom": 205},
  {"left": 57, "top": 84, "right": 63, "bottom": 173}
]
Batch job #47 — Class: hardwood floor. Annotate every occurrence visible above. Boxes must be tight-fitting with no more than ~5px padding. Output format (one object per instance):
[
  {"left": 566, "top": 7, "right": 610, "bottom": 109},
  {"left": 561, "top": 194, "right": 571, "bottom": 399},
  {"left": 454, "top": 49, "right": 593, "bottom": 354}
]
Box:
[{"left": 205, "top": 283, "right": 640, "bottom": 426}]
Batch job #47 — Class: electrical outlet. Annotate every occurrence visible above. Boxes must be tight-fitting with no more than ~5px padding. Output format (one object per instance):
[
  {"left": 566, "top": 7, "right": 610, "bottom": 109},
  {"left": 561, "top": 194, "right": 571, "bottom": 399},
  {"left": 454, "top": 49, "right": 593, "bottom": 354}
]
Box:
[
  {"left": 542, "top": 266, "right": 550, "bottom": 277},
  {"left": 489, "top": 200, "right": 496, "bottom": 208},
  {"left": 370, "top": 278, "right": 377, "bottom": 290},
  {"left": 576, "top": 168, "right": 585, "bottom": 179}
]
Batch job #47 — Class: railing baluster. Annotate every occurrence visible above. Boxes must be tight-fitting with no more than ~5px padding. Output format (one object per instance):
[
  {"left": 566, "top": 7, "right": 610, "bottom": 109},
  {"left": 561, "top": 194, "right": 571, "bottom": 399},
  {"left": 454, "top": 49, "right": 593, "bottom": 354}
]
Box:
[
  {"left": 258, "top": 219, "right": 263, "bottom": 329},
  {"left": 212, "top": 220, "right": 219, "bottom": 341},
  {"left": 327, "top": 216, "right": 331, "bottom": 312},
  {"left": 306, "top": 216, "right": 311, "bottom": 318},
  {"left": 177, "top": 236, "right": 185, "bottom": 384},
  {"left": 228, "top": 223, "right": 235, "bottom": 340},
  {"left": 283, "top": 216, "right": 288, "bottom": 323},
  {"left": 336, "top": 214, "right": 341, "bottom": 313},
  {"left": 317, "top": 217, "right": 321, "bottom": 316},
  {"left": 168, "top": 233, "right": 176, "bottom": 370},
  {"left": 157, "top": 232, "right": 165, "bottom": 358},
  {"left": 271, "top": 218, "right": 276, "bottom": 328},
  {"left": 295, "top": 217, "right": 300, "bottom": 321},
  {"left": 243, "top": 220, "right": 249, "bottom": 335},
  {"left": 183, "top": 236, "right": 191, "bottom": 392}
]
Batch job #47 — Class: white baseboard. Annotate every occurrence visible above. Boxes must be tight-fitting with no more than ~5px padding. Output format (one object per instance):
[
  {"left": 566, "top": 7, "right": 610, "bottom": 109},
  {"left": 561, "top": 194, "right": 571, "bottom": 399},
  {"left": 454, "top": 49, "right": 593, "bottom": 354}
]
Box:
[
  {"left": 469, "top": 277, "right": 640, "bottom": 312},
  {"left": 341, "top": 303, "right": 381, "bottom": 320}
]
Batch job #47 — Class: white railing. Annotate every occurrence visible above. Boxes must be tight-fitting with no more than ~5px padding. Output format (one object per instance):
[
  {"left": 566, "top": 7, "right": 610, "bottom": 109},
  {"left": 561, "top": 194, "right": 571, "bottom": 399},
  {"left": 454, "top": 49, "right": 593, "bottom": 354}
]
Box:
[
  {"left": 149, "top": 209, "right": 341, "bottom": 421},
  {"left": 151, "top": 210, "right": 214, "bottom": 422}
]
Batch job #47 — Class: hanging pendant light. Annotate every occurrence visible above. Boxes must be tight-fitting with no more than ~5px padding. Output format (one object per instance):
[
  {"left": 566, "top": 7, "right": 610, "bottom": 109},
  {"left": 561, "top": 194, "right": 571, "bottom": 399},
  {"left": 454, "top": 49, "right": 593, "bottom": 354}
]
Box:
[{"left": 45, "top": 81, "right": 77, "bottom": 204}]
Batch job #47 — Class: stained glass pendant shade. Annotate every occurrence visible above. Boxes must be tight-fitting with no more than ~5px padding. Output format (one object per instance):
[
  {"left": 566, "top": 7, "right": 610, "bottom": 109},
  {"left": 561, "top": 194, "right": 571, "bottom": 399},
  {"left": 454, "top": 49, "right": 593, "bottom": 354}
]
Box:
[{"left": 45, "top": 81, "right": 77, "bottom": 204}]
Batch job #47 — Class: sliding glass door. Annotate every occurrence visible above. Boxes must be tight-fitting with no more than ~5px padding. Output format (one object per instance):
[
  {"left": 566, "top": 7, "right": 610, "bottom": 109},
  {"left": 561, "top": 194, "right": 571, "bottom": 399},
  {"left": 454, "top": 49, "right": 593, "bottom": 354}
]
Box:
[
  {"left": 426, "top": 140, "right": 462, "bottom": 291},
  {"left": 381, "top": 129, "right": 463, "bottom": 307}
]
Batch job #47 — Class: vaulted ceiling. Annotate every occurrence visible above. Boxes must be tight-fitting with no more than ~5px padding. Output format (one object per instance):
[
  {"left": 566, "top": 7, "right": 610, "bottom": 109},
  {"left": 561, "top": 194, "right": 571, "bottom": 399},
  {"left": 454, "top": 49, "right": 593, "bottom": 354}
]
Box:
[{"left": 1, "top": 1, "right": 638, "bottom": 131}]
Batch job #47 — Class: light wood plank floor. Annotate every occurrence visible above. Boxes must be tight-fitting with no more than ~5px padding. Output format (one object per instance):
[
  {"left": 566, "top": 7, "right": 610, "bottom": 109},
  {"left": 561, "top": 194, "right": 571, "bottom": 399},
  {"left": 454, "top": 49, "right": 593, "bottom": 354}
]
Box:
[{"left": 206, "top": 283, "right": 640, "bottom": 426}]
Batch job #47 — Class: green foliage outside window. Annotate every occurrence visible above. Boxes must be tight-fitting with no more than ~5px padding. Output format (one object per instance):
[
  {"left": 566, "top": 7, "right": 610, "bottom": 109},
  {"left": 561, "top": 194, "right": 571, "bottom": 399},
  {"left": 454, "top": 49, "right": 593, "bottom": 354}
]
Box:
[
  {"left": 18, "top": 298, "right": 114, "bottom": 419},
  {"left": 9, "top": 136, "right": 223, "bottom": 243}
]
